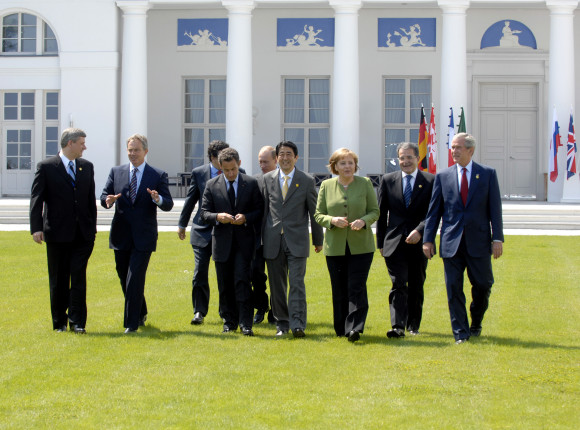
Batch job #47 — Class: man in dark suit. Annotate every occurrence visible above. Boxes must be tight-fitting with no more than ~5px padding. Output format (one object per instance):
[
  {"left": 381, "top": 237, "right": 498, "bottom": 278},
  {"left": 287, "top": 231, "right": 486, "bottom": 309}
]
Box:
[
  {"left": 30, "top": 128, "right": 97, "bottom": 333},
  {"left": 377, "top": 142, "right": 434, "bottom": 339},
  {"left": 200, "top": 148, "right": 263, "bottom": 336},
  {"left": 178, "top": 140, "right": 232, "bottom": 326},
  {"left": 262, "top": 141, "right": 323, "bottom": 338},
  {"left": 101, "top": 134, "right": 174, "bottom": 333},
  {"left": 423, "top": 133, "right": 504, "bottom": 344},
  {"left": 251, "top": 145, "right": 278, "bottom": 324}
]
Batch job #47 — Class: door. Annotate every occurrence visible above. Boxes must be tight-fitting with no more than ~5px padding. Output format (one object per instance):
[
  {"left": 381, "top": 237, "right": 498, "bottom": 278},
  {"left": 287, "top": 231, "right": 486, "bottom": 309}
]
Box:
[
  {"left": 1, "top": 127, "right": 35, "bottom": 195},
  {"left": 479, "top": 83, "right": 538, "bottom": 199}
]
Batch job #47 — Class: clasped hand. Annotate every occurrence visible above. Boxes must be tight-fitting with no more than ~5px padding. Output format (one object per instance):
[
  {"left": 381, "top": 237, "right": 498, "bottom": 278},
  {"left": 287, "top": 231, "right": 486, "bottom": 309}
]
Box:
[
  {"left": 331, "top": 216, "right": 365, "bottom": 231},
  {"left": 218, "top": 213, "right": 246, "bottom": 225}
]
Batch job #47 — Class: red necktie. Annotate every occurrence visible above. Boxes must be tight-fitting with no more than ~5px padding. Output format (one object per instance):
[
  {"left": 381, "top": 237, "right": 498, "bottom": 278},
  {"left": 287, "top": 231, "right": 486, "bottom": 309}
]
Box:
[{"left": 461, "top": 167, "right": 468, "bottom": 206}]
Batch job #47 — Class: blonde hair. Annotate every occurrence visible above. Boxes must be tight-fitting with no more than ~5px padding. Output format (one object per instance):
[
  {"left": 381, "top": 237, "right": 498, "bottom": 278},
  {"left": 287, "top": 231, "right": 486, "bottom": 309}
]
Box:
[{"left": 327, "top": 148, "right": 359, "bottom": 175}]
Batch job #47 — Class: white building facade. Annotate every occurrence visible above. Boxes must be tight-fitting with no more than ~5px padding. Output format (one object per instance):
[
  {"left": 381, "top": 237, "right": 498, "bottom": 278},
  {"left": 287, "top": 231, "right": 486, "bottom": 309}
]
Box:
[{"left": 0, "top": 0, "right": 578, "bottom": 201}]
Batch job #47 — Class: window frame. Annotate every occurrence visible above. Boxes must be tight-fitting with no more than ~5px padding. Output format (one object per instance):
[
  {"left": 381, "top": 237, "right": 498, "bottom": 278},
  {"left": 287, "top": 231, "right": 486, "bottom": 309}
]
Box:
[{"left": 1, "top": 12, "right": 58, "bottom": 56}]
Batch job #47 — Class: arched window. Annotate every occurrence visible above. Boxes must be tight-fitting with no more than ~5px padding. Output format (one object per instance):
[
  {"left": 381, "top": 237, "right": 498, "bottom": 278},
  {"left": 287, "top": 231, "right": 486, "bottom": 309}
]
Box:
[{"left": 2, "top": 12, "right": 58, "bottom": 55}]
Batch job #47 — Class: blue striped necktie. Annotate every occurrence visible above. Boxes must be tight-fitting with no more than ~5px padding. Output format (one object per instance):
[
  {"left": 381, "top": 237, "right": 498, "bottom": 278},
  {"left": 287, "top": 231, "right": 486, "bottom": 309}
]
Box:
[
  {"left": 67, "top": 161, "right": 76, "bottom": 187},
  {"left": 403, "top": 175, "right": 412, "bottom": 207}
]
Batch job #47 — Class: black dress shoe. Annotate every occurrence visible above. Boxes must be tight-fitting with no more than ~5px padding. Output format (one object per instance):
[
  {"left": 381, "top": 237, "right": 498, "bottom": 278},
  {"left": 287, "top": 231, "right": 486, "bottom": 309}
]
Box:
[
  {"left": 292, "top": 328, "right": 305, "bottom": 338},
  {"left": 347, "top": 330, "right": 360, "bottom": 342},
  {"left": 70, "top": 324, "right": 86, "bottom": 334},
  {"left": 253, "top": 311, "right": 265, "bottom": 324},
  {"left": 191, "top": 312, "right": 204, "bottom": 325},
  {"left": 275, "top": 329, "right": 288, "bottom": 338},
  {"left": 387, "top": 328, "right": 405, "bottom": 338},
  {"left": 55, "top": 325, "right": 67, "bottom": 332},
  {"left": 139, "top": 314, "right": 147, "bottom": 327},
  {"left": 455, "top": 338, "right": 469, "bottom": 344},
  {"left": 222, "top": 325, "right": 236, "bottom": 333},
  {"left": 408, "top": 329, "right": 420, "bottom": 336},
  {"left": 470, "top": 327, "right": 482, "bottom": 337},
  {"left": 241, "top": 327, "right": 254, "bottom": 336},
  {"left": 124, "top": 328, "right": 138, "bottom": 334}
]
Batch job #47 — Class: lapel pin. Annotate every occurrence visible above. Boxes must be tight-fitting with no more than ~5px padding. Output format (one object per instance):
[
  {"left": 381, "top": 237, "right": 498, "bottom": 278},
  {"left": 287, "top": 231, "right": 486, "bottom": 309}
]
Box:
[
  {"left": 418, "top": 184, "right": 422, "bottom": 188},
  {"left": 296, "top": 184, "right": 299, "bottom": 187},
  {"left": 476, "top": 174, "right": 480, "bottom": 179},
  {"left": 79, "top": 167, "right": 82, "bottom": 171}
]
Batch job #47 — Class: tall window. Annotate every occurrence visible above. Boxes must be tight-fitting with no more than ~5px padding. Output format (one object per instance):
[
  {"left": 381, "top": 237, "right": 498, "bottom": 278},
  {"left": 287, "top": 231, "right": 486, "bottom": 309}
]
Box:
[
  {"left": 282, "top": 77, "right": 330, "bottom": 173},
  {"left": 183, "top": 78, "right": 226, "bottom": 172},
  {"left": 383, "top": 77, "right": 431, "bottom": 172},
  {"left": 1, "top": 13, "right": 58, "bottom": 55},
  {"left": 44, "top": 92, "right": 60, "bottom": 157}
]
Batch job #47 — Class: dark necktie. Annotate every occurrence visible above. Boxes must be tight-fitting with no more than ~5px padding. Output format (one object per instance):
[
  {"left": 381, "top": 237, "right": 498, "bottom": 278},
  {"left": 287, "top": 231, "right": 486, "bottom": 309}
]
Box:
[
  {"left": 228, "top": 180, "right": 236, "bottom": 211},
  {"left": 130, "top": 168, "right": 138, "bottom": 203},
  {"left": 67, "top": 161, "right": 76, "bottom": 187},
  {"left": 461, "top": 167, "right": 468, "bottom": 206},
  {"left": 403, "top": 175, "right": 412, "bottom": 207}
]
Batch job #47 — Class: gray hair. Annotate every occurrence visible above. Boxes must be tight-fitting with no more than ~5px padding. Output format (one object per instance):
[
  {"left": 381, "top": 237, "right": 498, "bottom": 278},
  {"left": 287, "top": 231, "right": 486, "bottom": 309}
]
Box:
[
  {"left": 396, "top": 142, "right": 419, "bottom": 158},
  {"left": 455, "top": 132, "right": 476, "bottom": 149},
  {"left": 60, "top": 128, "right": 86, "bottom": 149},
  {"left": 127, "top": 134, "right": 148, "bottom": 150}
]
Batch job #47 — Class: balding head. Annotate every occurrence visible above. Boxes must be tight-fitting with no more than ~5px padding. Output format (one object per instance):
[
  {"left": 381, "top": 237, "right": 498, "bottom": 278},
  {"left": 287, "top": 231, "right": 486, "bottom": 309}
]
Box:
[{"left": 258, "top": 145, "right": 277, "bottom": 174}]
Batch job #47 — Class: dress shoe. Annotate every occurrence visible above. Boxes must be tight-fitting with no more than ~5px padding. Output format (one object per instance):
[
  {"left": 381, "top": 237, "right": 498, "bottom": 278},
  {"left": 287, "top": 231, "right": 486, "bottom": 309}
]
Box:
[
  {"left": 55, "top": 325, "right": 67, "bottom": 332},
  {"left": 387, "top": 328, "right": 405, "bottom": 338},
  {"left": 241, "top": 327, "right": 254, "bottom": 336},
  {"left": 253, "top": 311, "right": 265, "bottom": 325},
  {"left": 470, "top": 327, "right": 482, "bottom": 337},
  {"left": 408, "top": 329, "right": 420, "bottom": 336},
  {"left": 222, "top": 325, "right": 235, "bottom": 333},
  {"left": 292, "top": 328, "right": 305, "bottom": 338},
  {"left": 275, "top": 329, "right": 288, "bottom": 338},
  {"left": 455, "top": 338, "right": 469, "bottom": 344},
  {"left": 347, "top": 330, "right": 360, "bottom": 342},
  {"left": 124, "top": 328, "right": 138, "bottom": 334},
  {"left": 70, "top": 324, "right": 86, "bottom": 334},
  {"left": 139, "top": 314, "right": 147, "bottom": 327},
  {"left": 191, "top": 312, "right": 204, "bottom": 325}
]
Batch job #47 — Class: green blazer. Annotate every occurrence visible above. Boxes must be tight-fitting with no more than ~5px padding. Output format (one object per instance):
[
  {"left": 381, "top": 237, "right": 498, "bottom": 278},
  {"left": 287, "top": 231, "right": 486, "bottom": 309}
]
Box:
[{"left": 314, "top": 176, "right": 380, "bottom": 256}]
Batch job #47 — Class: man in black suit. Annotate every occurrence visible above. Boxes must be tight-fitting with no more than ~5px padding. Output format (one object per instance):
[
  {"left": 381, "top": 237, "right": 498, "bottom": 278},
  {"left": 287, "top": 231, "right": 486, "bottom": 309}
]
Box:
[
  {"left": 377, "top": 142, "right": 434, "bottom": 338},
  {"left": 101, "top": 134, "right": 174, "bottom": 333},
  {"left": 30, "top": 128, "right": 96, "bottom": 333},
  {"left": 423, "top": 133, "right": 504, "bottom": 344},
  {"left": 178, "top": 140, "right": 230, "bottom": 326},
  {"left": 200, "top": 148, "right": 263, "bottom": 336}
]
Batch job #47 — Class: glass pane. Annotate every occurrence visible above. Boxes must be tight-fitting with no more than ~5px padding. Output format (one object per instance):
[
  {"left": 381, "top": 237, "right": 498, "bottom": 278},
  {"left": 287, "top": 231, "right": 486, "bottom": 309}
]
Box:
[
  {"left": 384, "top": 143, "right": 399, "bottom": 159},
  {"left": 46, "top": 106, "right": 58, "bottom": 120},
  {"left": 7, "top": 157, "right": 18, "bottom": 169},
  {"left": 4, "top": 93, "right": 18, "bottom": 105},
  {"left": 3, "top": 14, "right": 18, "bottom": 26},
  {"left": 284, "top": 109, "right": 304, "bottom": 124},
  {"left": 21, "top": 93, "right": 34, "bottom": 105},
  {"left": 46, "top": 126, "right": 58, "bottom": 140},
  {"left": 44, "top": 39, "right": 58, "bottom": 53},
  {"left": 385, "top": 109, "right": 405, "bottom": 124},
  {"left": 285, "top": 79, "right": 304, "bottom": 93},
  {"left": 185, "top": 143, "right": 205, "bottom": 158},
  {"left": 45, "top": 23, "right": 55, "bottom": 38},
  {"left": 4, "top": 107, "right": 17, "bottom": 120},
  {"left": 410, "top": 94, "right": 430, "bottom": 109},
  {"left": 309, "top": 143, "right": 328, "bottom": 158},
  {"left": 285, "top": 94, "right": 304, "bottom": 109},
  {"left": 385, "top": 129, "right": 405, "bottom": 144},
  {"left": 410, "top": 109, "right": 423, "bottom": 124},
  {"left": 185, "top": 94, "right": 204, "bottom": 109},
  {"left": 21, "top": 39, "right": 35, "bottom": 52},
  {"left": 209, "top": 80, "right": 226, "bottom": 93},
  {"left": 46, "top": 92, "right": 58, "bottom": 105},
  {"left": 385, "top": 158, "right": 400, "bottom": 173},
  {"left": 209, "top": 128, "right": 225, "bottom": 142},
  {"left": 20, "top": 143, "right": 31, "bottom": 156},
  {"left": 2, "top": 39, "right": 17, "bottom": 52},
  {"left": 309, "top": 109, "right": 328, "bottom": 124},
  {"left": 295, "top": 157, "right": 304, "bottom": 172},
  {"left": 385, "top": 79, "right": 405, "bottom": 93},
  {"left": 309, "top": 94, "right": 329, "bottom": 109},
  {"left": 7, "top": 130, "right": 18, "bottom": 142},
  {"left": 184, "top": 128, "right": 204, "bottom": 144},
  {"left": 309, "top": 79, "right": 329, "bottom": 93},
  {"left": 309, "top": 158, "right": 327, "bottom": 173},
  {"left": 209, "top": 94, "right": 225, "bottom": 109},
  {"left": 385, "top": 94, "right": 405, "bottom": 109},
  {"left": 185, "top": 158, "right": 203, "bottom": 172},
  {"left": 185, "top": 79, "right": 204, "bottom": 93},
  {"left": 411, "top": 79, "right": 431, "bottom": 93},
  {"left": 7, "top": 144, "right": 18, "bottom": 156},
  {"left": 3, "top": 26, "right": 17, "bottom": 38},
  {"left": 410, "top": 128, "right": 419, "bottom": 144},
  {"left": 20, "top": 130, "right": 32, "bottom": 142},
  {"left": 209, "top": 109, "right": 226, "bottom": 123},
  {"left": 185, "top": 109, "right": 204, "bottom": 123},
  {"left": 21, "top": 26, "right": 36, "bottom": 38},
  {"left": 22, "top": 14, "right": 37, "bottom": 25},
  {"left": 284, "top": 128, "right": 304, "bottom": 144},
  {"left": 309, "top": 128, "right": 329, "bottom": 144},
  {"left": 21, "top": 107, "right": 35, "bottom": 120},
  {"left": 20, "top": 157, "right": 32, "bottom": 170},
  {"left": 46, "top": 141, "right": 58, "bottom": 156}
]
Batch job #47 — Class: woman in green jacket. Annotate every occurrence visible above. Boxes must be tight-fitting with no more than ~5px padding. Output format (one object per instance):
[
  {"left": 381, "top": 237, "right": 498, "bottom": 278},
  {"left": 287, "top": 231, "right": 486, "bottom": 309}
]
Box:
[{"left": 314, "top": 148, "right": 380, "bottom": 342}]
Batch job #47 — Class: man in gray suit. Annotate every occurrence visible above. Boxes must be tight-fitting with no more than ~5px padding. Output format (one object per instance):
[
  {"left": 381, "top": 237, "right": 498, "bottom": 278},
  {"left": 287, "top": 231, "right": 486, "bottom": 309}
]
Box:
[{"left": 262, "top": 141, "right": 323, "bottom": 338}]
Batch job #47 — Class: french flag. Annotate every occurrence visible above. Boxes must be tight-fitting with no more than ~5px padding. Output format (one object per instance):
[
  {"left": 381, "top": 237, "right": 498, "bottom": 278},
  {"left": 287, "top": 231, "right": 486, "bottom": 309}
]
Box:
[{"left": 549, "top": 108, "right": 562, "bottom": 182}]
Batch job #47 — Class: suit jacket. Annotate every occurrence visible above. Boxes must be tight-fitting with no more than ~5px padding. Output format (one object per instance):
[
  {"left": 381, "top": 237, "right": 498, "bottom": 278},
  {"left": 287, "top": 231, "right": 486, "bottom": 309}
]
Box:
[
  {"left": 424, "top": 162, "right": 504, "bottom": 258},
  {"left": 30, "top": 155, "right": 96, "bottom": 242},
  {"left": 199, "top": 173, "right": 263, "bottom": 263},
  {"left": 376, "top": 170, "right": 435, "bottom": 257},
  {"left": 100, "top": 163, "right": 174, "bottom": 252},
  {"left": 314, "top": 176, "right": 380, "bottom": 256},
  {"left": 262, "top": 168, "right": 323, "bottom": 259},
  {"left": 178, "top": 164, "right": 246, "bottom": 247}
]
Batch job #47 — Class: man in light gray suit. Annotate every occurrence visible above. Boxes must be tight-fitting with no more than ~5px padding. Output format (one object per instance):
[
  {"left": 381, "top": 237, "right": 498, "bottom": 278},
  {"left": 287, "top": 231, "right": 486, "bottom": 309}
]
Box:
[{"left": 262, "top": 141, "right": 324, "bottom": 338}]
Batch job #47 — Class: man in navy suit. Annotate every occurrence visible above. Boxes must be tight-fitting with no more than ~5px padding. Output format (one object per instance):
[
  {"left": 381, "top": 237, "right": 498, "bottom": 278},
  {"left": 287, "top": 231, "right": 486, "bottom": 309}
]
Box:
[
  {"left": 101, "top": 134, "right": 174, "bottom": 333},
  {"left": 200, "top": 148, "right": 263, "bottom": 336},
  {"left": 30, "top": 128, "right": 96, "bottom": 333},
  {"left": 377, "top": 142, "right": 434, "bottom": 338},
  {"left": 423, "top": 133, "right": 503, "bottom": 344}
]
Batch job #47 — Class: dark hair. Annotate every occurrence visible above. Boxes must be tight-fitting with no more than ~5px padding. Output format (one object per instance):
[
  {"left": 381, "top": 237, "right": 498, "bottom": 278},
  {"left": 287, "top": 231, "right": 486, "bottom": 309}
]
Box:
[
  {"left": 276, "top": 141, "right": 298, "bottom": 157},
  {"left": 218, "top": 147, "right": 240, "bottom": 164},
  {"left": 207, "top": 140, "right": 229, "bottom": 161}
]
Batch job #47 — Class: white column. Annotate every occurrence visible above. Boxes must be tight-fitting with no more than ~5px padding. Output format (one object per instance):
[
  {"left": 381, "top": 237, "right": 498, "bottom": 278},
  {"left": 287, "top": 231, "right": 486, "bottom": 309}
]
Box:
[
  {"left": 330, "top": 0, "right": 361, "bottom": 156},
  {"left": 546, "top": 0, "right": 579, "bottom": 202},
  {"left": 117, "top": 1, "right": 150, "bottom": 161},
  {"left": 223, "top": 0, "right": 255, "bottom": 174},
  {"left": 438, "top": 0, "right": 469, "bottom": 168}
]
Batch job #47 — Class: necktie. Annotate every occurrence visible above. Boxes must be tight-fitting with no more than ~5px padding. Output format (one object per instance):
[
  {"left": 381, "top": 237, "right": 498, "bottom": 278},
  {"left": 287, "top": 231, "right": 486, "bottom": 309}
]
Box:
[
  {"left": 403, "top": 175, "right": 412, "bottom": 207},
  {"left": 228, "top": 180, "right": 236, "bottom": 210},
  {"left": 282, "top": 175, "right": 290, "bottom": 200},
  {"left": 217, "top": 169, "right": 222, "bottom": 176},
  {"left": 461, "top": 167, "right": 468, "bottom": 206},
  {"left": 67, "top": 161, "right": 76, "bottom": 187},
  {"left": 130, "top": 168, "right": 138, "bottom": 203}
]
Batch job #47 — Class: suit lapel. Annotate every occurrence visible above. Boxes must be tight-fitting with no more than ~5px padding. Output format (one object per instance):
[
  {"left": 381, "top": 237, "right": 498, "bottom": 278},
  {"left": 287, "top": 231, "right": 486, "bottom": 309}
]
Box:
[
  {"left": 409, "top": 171, "right": 426, "bottom": 208},
  {"left": 55, "top": 156, "right": 75, "bottom": 187},
  {"left": 393, "top": 173, "right": 404, "bottom": 208},
  {"left": 283, "top": 169, "right": 299, "bottom": 202},
  {"left": 466, "top": 162, "right": 481, "bottom": 207},
  {"left": 217, "top": 175, "right": 231, "bottom": 210}
]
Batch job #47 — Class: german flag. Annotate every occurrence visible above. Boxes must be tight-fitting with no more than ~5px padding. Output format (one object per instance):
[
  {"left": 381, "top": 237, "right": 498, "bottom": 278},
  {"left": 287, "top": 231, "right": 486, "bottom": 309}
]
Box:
[{"left": 418, "top": 106, "right": 428, "bottom": 171}]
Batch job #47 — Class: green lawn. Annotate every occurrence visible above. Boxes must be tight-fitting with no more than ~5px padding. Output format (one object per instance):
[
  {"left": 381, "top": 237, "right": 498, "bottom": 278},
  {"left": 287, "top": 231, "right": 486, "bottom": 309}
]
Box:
[{"left": 0, "top": 232, "right": 578, "bottom": 429}]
